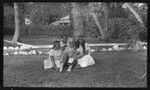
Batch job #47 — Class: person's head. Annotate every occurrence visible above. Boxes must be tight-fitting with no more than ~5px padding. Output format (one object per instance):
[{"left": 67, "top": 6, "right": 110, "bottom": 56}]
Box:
[
  {"left": 75, "top": 35, "right": 85, "bottom": 51},
  {"left": 53, "top": 40, "right": 61, "bottom": 50},
  {"left": 62, "top": 35, "right": 68, "bottom": 43},
  {"left": 68, "top": 38, "right": 75, "bottom": 48},
  {"left": 78, "top": 35, "right": 85, "bottom": 44}
]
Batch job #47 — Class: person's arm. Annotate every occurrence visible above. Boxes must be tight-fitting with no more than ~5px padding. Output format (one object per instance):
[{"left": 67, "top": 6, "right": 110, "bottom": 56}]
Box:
[
  {"left": 84, "top": 43, "right": 91, "bottom": 55},
  {"left": 73, "top": 51, "right": 84, "bottom": 60},
  {"left": 48, "top": 49, "right": 58, "bottom": 70},
  {"left": 50, "top": 56, "right": 57, "bottom": 69}
]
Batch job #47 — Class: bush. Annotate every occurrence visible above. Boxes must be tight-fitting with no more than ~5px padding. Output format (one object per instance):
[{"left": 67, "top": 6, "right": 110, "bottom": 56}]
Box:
[
  {"left": 84, "top": 21, "right": 100, "bottom": 38},
  {"left": 22, "top": 24, "right": 72, "bottom": 37},
  {"left": 106, "top": 18, "right": 136, "bottom": 42}
]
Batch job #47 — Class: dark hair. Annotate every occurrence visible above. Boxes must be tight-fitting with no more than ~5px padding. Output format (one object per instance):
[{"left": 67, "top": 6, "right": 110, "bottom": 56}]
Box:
[
  {"left": 52, "top": 40, "right": 60, "bottom": 49},
  {"left": 61, "top": 35, "right": 68, "bottom": 39},
  {"left": 75, "top": 37, "right": 85, "bottom": 51}
]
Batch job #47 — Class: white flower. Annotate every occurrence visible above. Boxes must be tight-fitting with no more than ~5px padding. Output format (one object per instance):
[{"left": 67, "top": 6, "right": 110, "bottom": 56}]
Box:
[
  {"left": 3, "top": 46, "right": 7, "bottom": 50},
  {"left": 23, "top": 51, "right": 28, "bottom": 55},
  {"left": 46, "top": 52, "right": 49, "bottom": 54},
  {"left": 13, "top": 51, "right": 19, "bottom": 55},
  {"left": 113, "top": 45, "right": 119, "bottom": 50},
  {"left": 20, "top": 46, "right": 31, "bottom": 50},
  {"left": 19, "top": 51, "right": 24, "bottom": 54},
  {"left": 101, "top": 48, "right": 106, "bottom": 51},
  {"left": 14, "top": 47, "right": 19, "bottom": 50},
  {"left": 108, "top": 48, "right": 112, "bottom": 51},
  {"left": 28, "top": 50, "right": 36, "bottom": 55},
  {"left": 37, "top": 51, "right": 42, "bottom": 54},
  {"left": 5, "top": 53, "right": 9, "bottom": 55},
  {"left": 91, "top": 49, "right": 95, "bottom": 52},
  {"left": 8, "top": 47, "right": 14, "bottom": 50}
]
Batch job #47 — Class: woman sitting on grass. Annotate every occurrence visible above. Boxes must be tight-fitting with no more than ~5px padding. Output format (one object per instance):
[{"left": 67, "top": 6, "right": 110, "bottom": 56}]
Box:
[
  {"left": 74, "top": 36, "right": 95, "bottom": 68},
  {"left": 60, "top": 35, "right": 69, "bottom": 51},
  {"left": 44, "top": 40, "right": 64, "bottom": 71}
]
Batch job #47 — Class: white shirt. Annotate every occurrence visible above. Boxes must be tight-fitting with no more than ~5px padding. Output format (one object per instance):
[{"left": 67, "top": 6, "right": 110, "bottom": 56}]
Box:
[{"left": 48, "top": 49, "right": 63, "bottom": 61}]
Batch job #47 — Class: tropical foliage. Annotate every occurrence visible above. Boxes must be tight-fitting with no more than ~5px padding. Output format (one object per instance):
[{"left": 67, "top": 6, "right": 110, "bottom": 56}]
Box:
[{"left": 4, "top": 2, "right": 147, "bottom": 42}]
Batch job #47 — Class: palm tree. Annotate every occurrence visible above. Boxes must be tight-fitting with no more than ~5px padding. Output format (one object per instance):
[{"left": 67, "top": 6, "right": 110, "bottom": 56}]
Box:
[
  {"left": 12, "top": 3, "right": 21, "bottom": 43},
  {"left": 71, "top": 3, "right": 84, "bottom": 40},
  {"left": 123, "top": 3, "right": 145, "bottom": 51},
  {"left": 89, "top": 3, "right": 106, "bottom": 40}
]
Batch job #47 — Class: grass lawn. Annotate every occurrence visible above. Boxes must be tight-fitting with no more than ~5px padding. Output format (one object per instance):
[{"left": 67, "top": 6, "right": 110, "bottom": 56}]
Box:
[{"left": 3, "top": 50, "right": 147, "bottom": 87}]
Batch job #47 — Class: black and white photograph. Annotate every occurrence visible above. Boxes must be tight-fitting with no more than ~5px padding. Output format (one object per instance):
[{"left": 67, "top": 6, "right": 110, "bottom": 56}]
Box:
[{"left": 3, "top": 2, "right": 147, "bottom": 87}]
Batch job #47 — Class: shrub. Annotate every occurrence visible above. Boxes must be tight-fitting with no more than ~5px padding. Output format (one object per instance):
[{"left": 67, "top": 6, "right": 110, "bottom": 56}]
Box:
[{"left": 22, "top": 24, "right": 72, "bottom": 37}]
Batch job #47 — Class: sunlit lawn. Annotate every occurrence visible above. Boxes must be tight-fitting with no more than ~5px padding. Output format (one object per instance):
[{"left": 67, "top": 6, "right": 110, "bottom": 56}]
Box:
[
  {"left": 3, "top": 35, "right": 147, "bottom": 87},
  {"left": 3, "top": 50, "right": 147, "bottom": 87}
]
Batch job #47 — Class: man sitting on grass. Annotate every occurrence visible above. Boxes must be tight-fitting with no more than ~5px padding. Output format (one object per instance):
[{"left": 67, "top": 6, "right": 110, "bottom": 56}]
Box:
[{"left": 60, "top": 38, "right": 79, "bottom": 72}]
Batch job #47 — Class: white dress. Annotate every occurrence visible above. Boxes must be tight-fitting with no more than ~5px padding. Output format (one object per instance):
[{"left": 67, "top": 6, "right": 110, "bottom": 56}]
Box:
[
  {"left": 44, "top": 49, "right": 63, "bottom": 69},
  {"left": 76, "top": 43, "right": 95, "bottom": 68}
]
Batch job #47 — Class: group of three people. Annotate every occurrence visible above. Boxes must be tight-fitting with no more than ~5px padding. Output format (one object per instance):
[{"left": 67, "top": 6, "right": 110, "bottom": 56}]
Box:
[{"left": 44, "top": 35, "right": 95, "bottom": 72}]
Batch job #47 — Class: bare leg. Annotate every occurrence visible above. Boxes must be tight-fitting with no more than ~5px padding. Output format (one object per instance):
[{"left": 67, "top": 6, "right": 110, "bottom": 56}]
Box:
[
  {"left": 59, "top": 54, "right": 68, "bottom": 72},
  {"left": 67, "top": 65, "right": 73, "bottom": 72},
  {"left": 59, "top": 63, "right": 63, "bottom": 72},
  {"left": 67, "top": 57, "right": 79, "bottom": 72}
]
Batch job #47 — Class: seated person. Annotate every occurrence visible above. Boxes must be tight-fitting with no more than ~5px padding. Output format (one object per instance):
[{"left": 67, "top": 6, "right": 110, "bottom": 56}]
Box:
[
  {"left": 59, "top": 38, "right": 79, "bottom": 72},
  {"left": 60, "top": 35, "right": 69, "bottom": 51},
  {"left": 44, "top": 40, "right": 64, "bottom": 71},
  {"left": 74, "top": 35, "right": 95, "bottom": 68}
]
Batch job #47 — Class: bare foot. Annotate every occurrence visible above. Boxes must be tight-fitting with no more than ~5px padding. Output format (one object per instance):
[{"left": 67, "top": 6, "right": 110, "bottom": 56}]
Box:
[
  {"left": 67, "top": 65, "right": 72, "bottom": 72},
  {"left": 59, "top": 67, "right": 63, "bottom": 72}
]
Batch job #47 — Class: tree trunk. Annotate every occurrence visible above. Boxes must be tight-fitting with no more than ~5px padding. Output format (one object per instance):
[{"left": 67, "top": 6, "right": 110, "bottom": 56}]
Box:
[
  {"left": 103, "top": 3, "right": 108, "bottom": 37},
  {"left": 124, "top": 3, "right": 144, "bottom": 27},
  {"left": 12, "top": 3, "right": 21, "bottom": 43},
  {"left": 71, "top": 3, "right": 84, "bottom": 40},
  {"left": 89, "top": 3, "right": 107, "bottom": 40},
  {"left": 124, "top": 3, "right": 144, "bottom": 51},
  {"left": 91, "top": 12, "right": 106, "bottom": 40}
]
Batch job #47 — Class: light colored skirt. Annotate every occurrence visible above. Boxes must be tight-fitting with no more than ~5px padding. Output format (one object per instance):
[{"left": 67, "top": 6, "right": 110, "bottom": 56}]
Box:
[
  {"left": 77, "top": 54, "right": 95, "bottom": 68},
  {"left": 44, "top": 58, "right": 62, "bottom": 69}
]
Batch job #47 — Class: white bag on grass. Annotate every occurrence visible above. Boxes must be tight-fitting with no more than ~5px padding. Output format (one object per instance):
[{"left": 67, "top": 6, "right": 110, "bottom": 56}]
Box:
[
  {"left": 44, "top": 58, "right": 53, "bottom": 69},
  {"left": 78, "top": 54, "right": 95, "bottom": 68}
]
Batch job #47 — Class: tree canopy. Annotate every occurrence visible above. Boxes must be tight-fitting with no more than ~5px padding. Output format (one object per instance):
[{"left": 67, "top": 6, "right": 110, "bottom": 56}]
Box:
[{"left": 4, "top": 2, "right": 147, "bottom": 42}]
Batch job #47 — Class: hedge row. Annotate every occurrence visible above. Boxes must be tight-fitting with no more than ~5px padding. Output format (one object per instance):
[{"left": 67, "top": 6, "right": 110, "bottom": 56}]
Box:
[{"left": 20, "top": 24, "right": 72, "bottom": 37}]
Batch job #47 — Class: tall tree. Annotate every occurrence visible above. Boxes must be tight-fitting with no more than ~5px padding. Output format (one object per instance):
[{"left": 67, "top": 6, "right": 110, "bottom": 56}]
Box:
[
  {"left": 123, "top": 3, "right": 144, "bottom": 27},
  {"left": 123, "top": 3, "right": 145, "bottom": 51},
  {"left": 89, "top": 3, "right": 108, "bottom": 40},
  {"left": 12, "top": 3, "right": 21, "bottom": 43},
  {"left": 71, "top": 3, "right": 84, "bottom": 40},
  {"left": 103, "top": 3, "right": 109, "bottom": 39}
]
